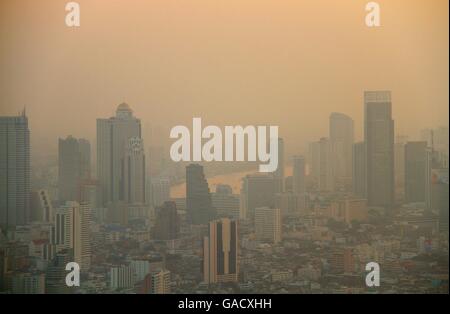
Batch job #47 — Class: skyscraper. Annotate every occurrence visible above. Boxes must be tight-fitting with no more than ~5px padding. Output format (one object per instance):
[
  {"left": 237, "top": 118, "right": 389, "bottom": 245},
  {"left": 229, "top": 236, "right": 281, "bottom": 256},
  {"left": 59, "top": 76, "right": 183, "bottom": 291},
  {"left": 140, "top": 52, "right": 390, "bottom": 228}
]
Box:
[
  {"left": 292, "top": 155, "right": 306, "bottom": 195},
  {"left": 273, "top": 138, "right": 285, "bottom": 193},
  {"left": 364, "top": 91, "right": 394, "bottom": 209},
  {"left": 352, "top": 142, "right": 366, "bottom": 198},
  {"left": 254, "top": 207, "right": 282, "bottom": 244},
  {"left": 123, "top": 137, "right": 146, "bottom": 204},
  {"left": 153, "top": 201, "right": 179, "bottom": 240},
  {"left": 53, "top": 201, "right": 92, "bottom": 270},
  {"left": 310, "top": 138, "right": 335, "bottom": 192},
  {"left": 404, "top": 141, "right": 427, "bottom": 203},
  {"left": 97, "top": 103, "right": 141, "bottom": 206},
  {"left": 58, "top": 136, "right": 91, "bottom": 203},
  {"left": 329, "top": 112, "right": 354, "bottom": 186},
  {"left": 186, "top": 164, "right": 216, "bottom": 225},
  {"left": 203, "top": 218, "right": 238, "bottom": 284},
  {"left": 241, "top": 174, "right": 276, "bottom": 220},
  {"left": 0, "top": 111, "right": 30, "bottom": 229}
]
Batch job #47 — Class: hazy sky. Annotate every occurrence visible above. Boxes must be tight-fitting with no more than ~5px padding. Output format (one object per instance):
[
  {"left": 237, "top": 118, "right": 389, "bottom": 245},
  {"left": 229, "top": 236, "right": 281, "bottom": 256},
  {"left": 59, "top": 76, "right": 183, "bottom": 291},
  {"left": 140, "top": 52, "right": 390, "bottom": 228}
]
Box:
[{"left": 0, "top": 0, "right": 448, "bottom": 158}]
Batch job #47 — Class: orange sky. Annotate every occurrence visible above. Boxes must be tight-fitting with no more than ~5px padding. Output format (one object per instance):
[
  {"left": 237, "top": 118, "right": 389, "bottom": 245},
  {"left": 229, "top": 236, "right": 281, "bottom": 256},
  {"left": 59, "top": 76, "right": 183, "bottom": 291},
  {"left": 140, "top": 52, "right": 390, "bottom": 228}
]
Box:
[{"left": 0, "top": 0, "right": 448, "bottom": 157}]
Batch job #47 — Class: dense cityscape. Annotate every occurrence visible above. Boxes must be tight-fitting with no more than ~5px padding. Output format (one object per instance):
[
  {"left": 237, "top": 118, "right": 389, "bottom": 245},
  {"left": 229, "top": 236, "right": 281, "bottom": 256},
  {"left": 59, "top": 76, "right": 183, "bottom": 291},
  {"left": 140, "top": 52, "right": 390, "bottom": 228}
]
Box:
[{"left": 0, "top": 91, "right": 448, "bottom": 294}]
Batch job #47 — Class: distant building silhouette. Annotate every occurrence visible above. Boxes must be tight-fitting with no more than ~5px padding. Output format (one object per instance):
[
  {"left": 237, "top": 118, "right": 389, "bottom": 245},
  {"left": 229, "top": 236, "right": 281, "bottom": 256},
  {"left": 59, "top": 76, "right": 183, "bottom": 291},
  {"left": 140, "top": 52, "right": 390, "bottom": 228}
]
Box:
[
  {"left": 241, "top": 174, "right": 275, "bottom": 220},
  {"left": 404, "top": 141, "right": 427, "bottom": 203},
  {"left": 329, "top": 112, "right": 354, "bottom": 188},
  {"left": 123, "top": 137, "right": 146, "bottom": 204},
  {"left": 186, "top": 164, "right": 216, "bottom": 225},
  {"left": 97, "top": 103, "right": 141, "bottom": 206},
  {"left": 58, "top": 136, "right": 90, "bottom": 203},
  {"left": 352, "top": 142, "right": 366, "bottom": 198},
  {"left": 309, "top": 138, "right": 335, "bottom": 192},
  {"left": 153, "top": 201, "right": 179, "bottom": 240},
  {"left": 0, "top": 111, "right": 30, "bottom": 229},
  {"left": 273, "top": 138, "right": 285, "bottom": 193},
  {"left": 292, "top": 155, "right": 306, "bottom": 195},
  {"left": 364, "top": 91, "right": 394, "bottom": 209}
]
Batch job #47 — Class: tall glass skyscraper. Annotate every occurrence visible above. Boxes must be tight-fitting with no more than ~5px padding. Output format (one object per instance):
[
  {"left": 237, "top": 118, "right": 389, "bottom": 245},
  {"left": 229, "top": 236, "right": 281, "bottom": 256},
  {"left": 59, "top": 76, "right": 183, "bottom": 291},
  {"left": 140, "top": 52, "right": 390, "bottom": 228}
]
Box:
[
  {"left": 0, "top": 111, "right": 30, "bottom": 229},
  {"left": 97, "top": 103, "right": 141, "bottom": 206},
  {"left": 364, "top": 91, "right": 395, "bottom": 209}
]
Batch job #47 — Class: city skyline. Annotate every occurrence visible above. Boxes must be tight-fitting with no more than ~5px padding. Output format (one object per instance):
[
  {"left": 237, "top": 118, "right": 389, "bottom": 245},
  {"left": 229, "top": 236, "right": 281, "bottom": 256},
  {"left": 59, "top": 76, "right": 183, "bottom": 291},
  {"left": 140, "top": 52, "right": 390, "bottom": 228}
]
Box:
[
  {"left": 0, "top": 0, "right": 448, "bottom": 158},
  {"left": 0, "top": 0, "right": 448, "bottom": 297}
]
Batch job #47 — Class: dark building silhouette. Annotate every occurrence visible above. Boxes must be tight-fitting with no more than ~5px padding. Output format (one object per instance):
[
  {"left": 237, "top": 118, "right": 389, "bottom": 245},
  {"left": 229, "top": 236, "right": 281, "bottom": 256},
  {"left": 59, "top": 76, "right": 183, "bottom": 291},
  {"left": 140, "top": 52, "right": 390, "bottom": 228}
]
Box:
[
  {"left": 241, "top": 174, "right": 276, "bottom": 220},
  {"left": 405, "top": 141, "right": 427, "bottom": 203},
  {"left": 353, "top": 142, "right": 367, "bottom": 198},
  {"left": 0, "top": 111, "right": 30, "bottom": 229},
  {"left": 364, "top": 91, "right": 394, "bottom": 209},
  {"left": 58, "top": 136, "right": 91, "bottom": 203},
  {"left": 153, "top": 201, "right": 179, "bottom": 240},
  {"left": 186, "top": 164, "right": 216, "bottom": 225}
]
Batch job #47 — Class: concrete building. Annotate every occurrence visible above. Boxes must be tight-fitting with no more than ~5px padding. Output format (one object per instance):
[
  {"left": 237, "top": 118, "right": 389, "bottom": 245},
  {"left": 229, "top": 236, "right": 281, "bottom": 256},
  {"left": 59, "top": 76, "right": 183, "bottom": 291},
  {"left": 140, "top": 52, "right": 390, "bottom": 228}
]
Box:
[
  {"left": 203, "top": 218, "right": 238, "bottom": 284},
  {"left": 0, "top": 111, "right": 30, "bottom": 228},
  {"left": 254, "top": 207, "right": 282, "bottom": 244},
  {"left": 97, "top": 103, "right": 141, "bottom": 206},
  {"left": 364, "top": 91, "right": 394, "bottom": 209}
]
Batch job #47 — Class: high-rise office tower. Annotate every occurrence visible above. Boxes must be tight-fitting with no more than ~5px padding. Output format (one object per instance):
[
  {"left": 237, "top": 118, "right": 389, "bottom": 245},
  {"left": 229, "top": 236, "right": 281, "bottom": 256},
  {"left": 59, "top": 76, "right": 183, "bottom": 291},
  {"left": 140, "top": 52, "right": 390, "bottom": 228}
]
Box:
[
  {"left": 352, "top": 142, "right": 366, "bottom": 198},
  {"left": 404, "top": 141, "right": 427, "bottom": 203},
  {"left": 123, "top": 137, "right": 146, "bottom": 204},
  {"left": 186, "top": 164, "right": 216, "bottom": 225},
  {"left": 273, "top": 138, "right": 285, "bottom": 193},
  {"left": 364, "top": 91, "right": 395, "bottom": 209},
  {"left": 292, "top": 155, "right": 306, "bottom": 195},
  {"left": 254, "top": 207, "right": 282, "bottom": 244},
  {"left": 241, "top": 174, "right": 275, "bottom": 220},
  {"left": 153, "top": 201, "right": 179, "bottom": 240},
  {"left": 58, "top": 136, "right": 91, "bottom": 203},
  {"left": 329, "top": 113, "right": 354, "bottom": 186},
  {"left": 53, "top": 201, "right": 92, "bottom": 270},
  {"left": 97, "top": 103, "right": 141, "bottom": 206},
  {"left": 0, "top": 111, "right": 30, "bottom": 229},
  {"left": 203, "top": 218, "right": 238, "bottom": 284},
  {"left": 310, "top": 138, "right": 335, "bottom": 192}
]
